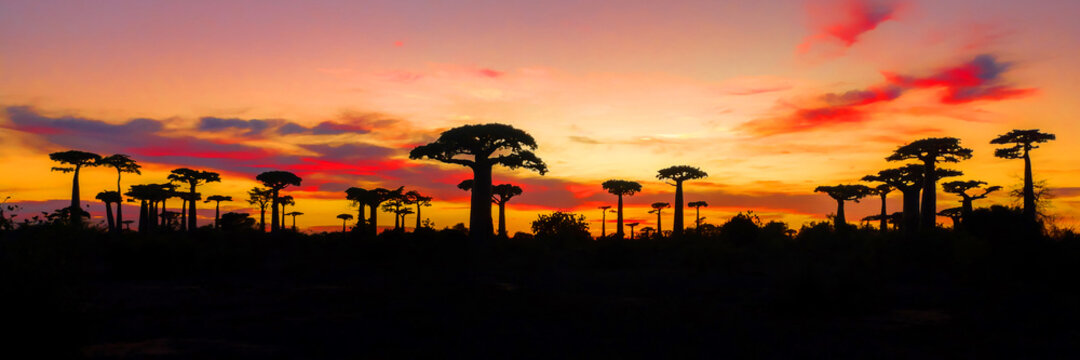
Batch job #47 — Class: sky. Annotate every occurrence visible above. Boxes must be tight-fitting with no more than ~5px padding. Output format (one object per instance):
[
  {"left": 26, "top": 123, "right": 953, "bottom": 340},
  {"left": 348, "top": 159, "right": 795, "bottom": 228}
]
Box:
[{"left": 2, "top": 0, "right": 1080, "bottom": 234}]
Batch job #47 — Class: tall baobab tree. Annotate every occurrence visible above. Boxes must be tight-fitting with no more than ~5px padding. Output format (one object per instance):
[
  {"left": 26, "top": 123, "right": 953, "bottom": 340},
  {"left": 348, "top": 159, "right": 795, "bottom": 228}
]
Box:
[
  {"left": 346, "top": 187, "right": 403, "bottom": 237},
  {"left": 601, "top": 180, "right": 642, "bottom": 239},
  {"left": 656, "top": 166, "right": 708, "bottom": 237},
  {"left": 626, "top": 222, "right": 639, "bottom": 240},
  {"left": 866, "top": 184, "right": 893, "bottom": 232},
  {"left": 247, "top": 187, "right": 272, "bottom": 232},
  {"left": 650, "top": 202, "right": 670, "bottom": 235},
  {"left": 887, "top": 138, "right": 972, "bottom": 231},
  {"left": 458, "top": 180, "right": 523, "bottom": 237},
  {"left": 598, "top": 205, "right": 612, "bottom": 237},
  {"left": 99, "top": 154, "right": 141, "bottom": 232},
  {"left": 410, "top": 124, "right": 547, "bottom": 241},
  {"left": 337, "top": 213, "right": 353, "bottom": 232},
  {"left": 204, "top": 195, "right": 232, "bottom": 228},
  {"left": 942, "top": 180, "right": 1001, "bottom": 218},
  {"left": 687, "top": 201, "right": 708, "bottom": 229},
  {"left": 991, "top": 129, "right": 1056, "bottom": 222},
  {"left": 256, "top": 171, "right": 302, "bottom": 233},
  {"left": 176, "top": 192, "right": 201, "bottom": 229},
  {"left": 404, "top": 190, "right": 433, "bottom": 230},
  {"left": 345, "top": 187, "right": 372, "bottom": 232},
  {"left": 278, "top": 195, "right": 295, "bottom": 229},
  {"left": 168, "top": 168, "right": 221, "bottom": 231},
  {"left": 286, "top": 211, "right": 304, "bottom": 231},
  {"left": 49, "top": 150, "right": 102, "bottom": 225},
  {"left": 95, "top": 190, "right": 121, "bottom": 231},
  {"left": 395, "top": 208, "right": 414, "bottom": 230},
  {"left": 814, "top": 184, "right": 873, "bottom": 228},
  {"left": 125, "top": 185, "right": 152, "bottom": 233}
]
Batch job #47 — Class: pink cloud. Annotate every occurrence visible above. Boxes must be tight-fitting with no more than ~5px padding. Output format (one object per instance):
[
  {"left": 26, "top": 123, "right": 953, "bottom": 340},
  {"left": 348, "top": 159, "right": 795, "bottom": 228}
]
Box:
[{"left": 798, "top": 0, "right": 906, "bottom": 53}]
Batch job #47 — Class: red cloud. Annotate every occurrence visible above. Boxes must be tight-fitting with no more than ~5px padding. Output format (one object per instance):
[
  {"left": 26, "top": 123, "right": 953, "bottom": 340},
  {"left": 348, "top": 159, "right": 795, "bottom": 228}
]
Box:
[
  {"left": 741, "top": 54, "right": 1034, "bottom": 136},
  {"left": 475, "top": 68, "right": 504, "bottom": 78},
  {"left": 799, "top": 0, "right": 906, "bottom": 53}
]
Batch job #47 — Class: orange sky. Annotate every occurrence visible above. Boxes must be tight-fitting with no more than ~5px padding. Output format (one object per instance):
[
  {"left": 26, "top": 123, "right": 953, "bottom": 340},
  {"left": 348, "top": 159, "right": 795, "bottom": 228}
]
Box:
[{"left": 2, "top": 0, "right": 1079, "bottom": 235}]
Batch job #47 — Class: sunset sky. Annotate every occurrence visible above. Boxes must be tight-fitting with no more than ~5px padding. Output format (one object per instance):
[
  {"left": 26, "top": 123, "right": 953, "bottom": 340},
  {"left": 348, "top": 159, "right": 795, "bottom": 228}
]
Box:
[{"left": 2, "top": 0, "right": 1079, "bottom": 234}]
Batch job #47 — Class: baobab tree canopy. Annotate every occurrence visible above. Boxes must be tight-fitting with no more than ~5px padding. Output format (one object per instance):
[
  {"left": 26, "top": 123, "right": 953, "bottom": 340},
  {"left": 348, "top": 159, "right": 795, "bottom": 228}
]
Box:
[
  {"left": 814, "top": 185, "right": 873, "bottom": 202},
  {"left": 887, "top": 137, "right": 974, "bottom": 164},
  {"left": 991, "top": 129, "right": 1056, "bottom": 158},
  {"left": 656, "top": 166, "right": 708, "bottom": 183},
  {"left": 602, "top": 180, "right": 642, "bottom": 196},
  {"left": 49, "top": 150, "right": 102, "bottom": 172},
  {"left": 409, "top": 123, "right": 548, "bottom": 174},
  {"left": 256, "top": 171, "right": 302, "bottom": 190}
]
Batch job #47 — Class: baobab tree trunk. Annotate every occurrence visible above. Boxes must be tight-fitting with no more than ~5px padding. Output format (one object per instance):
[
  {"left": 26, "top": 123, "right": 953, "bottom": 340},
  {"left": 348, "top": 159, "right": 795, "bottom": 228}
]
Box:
[
  {"left": 834, "top": 199, "right": 846, "bottom": 228},
  {"left": 214, "top": 202, "right": 221, "bottom": 228},
  {"left": 920, "top": 160, "right": 936, "bottom": 231},
  {"left": 656, "top": 211, "right": 662, "bottom": 235},
  {"left": 357, "top": 206, "right": 365, "bottom": 230},
  {"left": 367, "top": 204, "right": 378, "bottom": 237},
  {"left": 138, "top": 200, "right": 148, "bottom": 233},
  {"left": 180, "top": 199, "right": 187, "bottom": 230},
  {"left": 878, "top": 193, "right": 888, "bottom": 232},
  {"left": 393, "top": 210, "right": 400, "bottom": 230},
  {"left": 281, "top": 203, "right": 287, "bottom": 228},
  {"left": 470, "top": 164, "right": 494, "bottom": 241},
  {"left": 70, "top": 166, "right": 81, "bottom": 225},
  {"left": 160, "top": 198, "right": 168, "bottom": 230},
  {"left": 600, "top": 210, "right": 606, "bottom": 238},
  {"left": 292, "top": 215, "right": 297, "bottom": 231},
  {"left": 104, "top": 201, "right": 115, "bottom": 231},
  {"left": 115, "top": 177, "right": 123, "bottom": 232},
  {"left": 1023, "top": 148, "right": 1036, "bottom": 222},
  {"left": 342, "top": 219, "right": 347, "bottom": 232},
  {"left": 270, "top": 190, "right": 280, "bottom": 232},
  {"left": 616, "top": 195, "right": 624, "bottom": 239},
  {"left": 497, "top": 202, "right": 507, "bottom": 238},
  {"left": 415, "top": 204, "right": 422, "bottom": 230},
  {"left": 902, "top": 188, "right": 920, "bottom": 236},
  {"left": 673, "top": 181, "right": 684, "bottom": 237},
  {"left": 695, "top": 206, "right": 701, "bottom": 229},
  {"left": 188, "top": 187, "right": 197, "bottom": 232}
]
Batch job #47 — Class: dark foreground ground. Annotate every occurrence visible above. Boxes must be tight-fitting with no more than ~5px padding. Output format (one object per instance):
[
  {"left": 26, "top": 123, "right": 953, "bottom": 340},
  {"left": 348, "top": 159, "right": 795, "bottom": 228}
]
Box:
[{"left": 3, "top": 225, "right": 1080, "bottom": 359}]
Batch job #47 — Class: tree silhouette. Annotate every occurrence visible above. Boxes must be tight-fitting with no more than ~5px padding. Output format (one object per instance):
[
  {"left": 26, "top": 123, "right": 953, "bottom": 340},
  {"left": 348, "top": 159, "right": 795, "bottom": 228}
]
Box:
[
  {"left": 991, "top": 129, "right": 1056, "bottom": 222},
  {"left": 649, "top": 202, "right": 670, "bottom": 235},
  {"left": 814, "top": 184, "right": 873, "bottom": 228},
  {"left": 346, "top": 187, "right": 403, "bottom": 237},
  {"left": 286, "top": 211, "right": 304, "bottom": 231},
  {"left": 656, "top": 165, "right": 708, "bottom": 237},
  {"left": 887, "top": 138, "right": 972, "bottom": 231},
  {"left": 938, "top": 207, "right": 964, "bottom": 229},
  {"left": 380, "top": 195, "right": 406, "bottom": 230},
  {"left": 601, "top": 180, "right": 643, "bottom": 239},
  {"left": 410, "top": 124, "right": 547, "bottom": 241},
  {"left": 404, "top": 190, "right": 433, "bottom": 231},
  {"left": 942, "top": 180, "right": 1001, "bottom": 220},
  {"left": 345, "top": 187, "right": 372, "bottom": 233},
  {"left": 204, "top": 195, "right": 233, "bottom": 229},
  {"left": 687, "top": 201, "right": 708, "bottom": 229},
  {"left": 49, "top": 150, "right": 102, "bottom": 225},
  {"left": 863, "top": 164, "right": 959, "bottom": 234},
  {"left": 99, "top": 154, "right": 141, "bottom": 232},
  {"left": 95, "top": 190, "right": 121, "bottom": 231},
  {"left": 168, "top": 168, "right": 221, "bottom": 231},
  {"left": 247, "top": 187, "right": 272, "bottom": 232},
  {"left": 641, "top": 226, "right": 655, "bottom": 239},
  {"left": 278, "top": 195, "right": 295, "bottom": 229},
  {"left": 395, "top": 208, "right": 414, "bottom": 230},
  {"left": 148, "top": 183, "right": 177, "bottom": 231},
  {"left": 865, "top": 184, "right": 893, "bottom": 232},
  {"left": 126, "top": 185, "right": 152, "bottom": 233},
  {"left": 255, "top": 171, "right": 302, "bottom": 233},
  {"left": 626, "top": 222, "right": 639, "bottom": 240},
  {"left": 336, "top": 213, "right": 353, "bottom": 232},
  {"left": 598, "top": 205, "right": 612, "bottom": 237}
]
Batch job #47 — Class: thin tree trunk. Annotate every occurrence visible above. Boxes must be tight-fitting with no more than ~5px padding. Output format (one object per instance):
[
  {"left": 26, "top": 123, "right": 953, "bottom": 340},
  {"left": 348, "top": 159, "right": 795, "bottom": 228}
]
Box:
[
  {"left": 214, "top": 202, "right": 221, "bottom": 228},
  {"left": 835, "top": 199, "right": 846, "bottom": 228},
  {"left": 879, "top": 193, "right": 888, "bottom": 232},
  {"left": 342, "top": 219, "right": 347, "bottom": 232},
  {"left": 115, "top": 174, "right": 123, "bottom": 232},
  {"left": 138, "top": 200, "right": 148, "bottom": 233},
  {"left": 920, "top": 160, "right": 936, "bottom": 231},
  {"left": 656, "top": 210, "right": 662, "bottom": 235},
  {"left": 71, "top": 166, "right": 81, "bottom": 225},
  {"left": 616, "top": 195, "right": 624, "bottom": 238},
  {"left": 104, "top": 201, "right": 115, "bottom": 231},
  {"left": 695, "top": 206, "right": 701, "bottom": 229},
  {"left": 188, "top": 185, "right": 197, "bottom": 231},
  {"left": 259, "top": 205, "right": 266, "bottom": 232},
  {"left": 600, "top": 210, "right": 606, "bottom": 238},
  {"left": 415, "top": 204, "right": 422, "bottom": 230},
  {"left": 1023, "top": 148, "right": 1036, "bottom": 222},
  {"left": 673, "top": 181, "right": 684, "bottom": 236},
  {"left": 180, "top": 198, "right": 187, "bottom": 230},
  {"left": 497, "top": 202, "right": 507, "bottom": 237}
]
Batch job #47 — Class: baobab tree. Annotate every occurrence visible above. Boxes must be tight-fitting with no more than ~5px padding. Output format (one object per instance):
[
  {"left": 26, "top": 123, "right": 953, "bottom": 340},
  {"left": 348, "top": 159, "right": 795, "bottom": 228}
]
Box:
[
  {"left": 346, "top": 187, "right": 403, "bottom": 237},
  {"left": 404, "top": 190, "right": 433, "bottom": 230},
  {"left": 598, "top": 205, "right": 612, "bottom": 237},
  {"left": 887, "top": 138, "right": 972, "bottom": 231},
  {"left": 458, "top": 179, "right": 523, "bottom": 237},
  {"left": 867, "top": 184, "right": 893, "bottom": 232},
  {"left": 336, "top": 213, "right": 353, "bottom": 232},
  {"left": 168, "top": 168, "right": 221, "bottom": 231},
  {"left": 626, "top": 222, "right": 639, "bottom": 240},
  {"left": 814, "top": 184, "right": 873, "bottom": 228},
  {"left": 641, "top": 226, "right": 655, "bottom": 239},
  {"left": 247, "top": 187, "right": 272, "bottom": 232},
  {"left": 863, "top": 164, "right": 958, "bottom": 233},
  {"left": 279, "top": 195, "right": 295, "bottom": 228},
  {"left": 125, "top": 185, "right": 152, "bottom": 233},
  {"left": 176, "top": 192, "right": 201, "bottom": 230},
  {"left": 991, "top": 129, "right": 1056, "bottom": 222},
  {"left": 49, "top": 150, "right": 102, "bottom": 225},
  {"left": 256, "top": 171, "right": 302, "bottom": 233},
  {"left": 286, "top": 211, "right": 304, "bottom": 231},
  {"left": 942, "top": 180, "right": 1001, "bottom": 219},
  {"left": 601, "top": 180, "right": 642, "bottom": 238},
  {"left": 345, "top": 187, "right": 372, "bottom": 232},
  {"left": 938, "top": 207, "right": 964, "bottom": 229},
  {"left": 204, "top": 195, "right": 232, "bottom": 228},
  {"left": 687, "top": 201, "right": 708, "bottom": 229},
  {"left": 95, "top": 190, "right": 121, "bottom": 231},
  {"left": 650, "top": 202, "right": 670, "bottom": 235},
  {"left": 410, "top": 124, "right": 547, "bottom": 241},
  {"left": 395, "top": 208, "right": 414, "bottom": 230},
  {"left": 656, "top": 165, "right": 708, "bottom": 237},
  {"left": 99, "top": 154, "right": 141, "bottom": 232},
  {"left": 380, "top": 195, "right": 406, "bottom": 230}
]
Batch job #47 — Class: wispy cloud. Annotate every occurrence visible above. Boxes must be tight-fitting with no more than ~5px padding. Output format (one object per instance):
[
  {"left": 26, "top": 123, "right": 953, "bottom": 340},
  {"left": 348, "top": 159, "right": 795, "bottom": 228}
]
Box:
[{"left": 798, "top": 0, "right": 907, "bottom": 53}]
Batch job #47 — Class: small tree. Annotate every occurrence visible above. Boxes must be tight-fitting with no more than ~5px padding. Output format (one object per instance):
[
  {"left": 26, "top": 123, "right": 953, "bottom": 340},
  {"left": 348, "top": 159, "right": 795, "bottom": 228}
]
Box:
[
  {"left": 649, "top": 202, "right": 670, "bottom": 235},
  {"left": 336, "top": 213, "right": 354, "bottom": 232},
  {"left": 938, "top": 207, "right": 964, "bottom": 229},
  {"left": 656, "top": 165, "right": 708, "bottom": 237},
  {"left": 168, "top": 168, "right": 221, "bottom": 231},
  {"left": 286, "top": 211, "right": 304, "bottom": 231},
  {"left": 942, "top": 180, "right": 1001, "bottom": 218},
  {"left": 531, "top": 211, "right": 590, "bottom": 243},
  {"left": 204, "top": 195, "right": 233, "bottom": 228},
  {"left": 99, "top": 154, "right": 141, "bottom": 232},
  {"left": 626, "top": 222, "right": 640, "bottom": 240},
  {"left": 687, "top": 201, "right": 708, "bottom": 229},
  {"left": 602, "top": 180, "right": 643, "bottom": 238},
  {"left": 247, "top": 187, "right": 273, "bottom": 232},
  {"left": 814, "top": 184, "right": 873, "bottom": 228},
  {"left": 49, "top": 150, "right": 102, "bottom": 225},
  {"left": 404, "top": 190, "right": 433, "bottom": 230},
  {"left": 598, "top": 205, "right": 612, "bottom": 237},
  {"left": 991, "top": 129, "right": 1056, "bottom": 222},
  {"left": 410, "top": 124, "right": 547, "bottom": 241},
  {"left": 95, "top": 190, "right": 121, "bottom": 231},
  {"left": 255, "top": 171, "right": 302, "bottom": 233},
  {"left": 887, "top": 138, "right": 972, "bottom": 231}
]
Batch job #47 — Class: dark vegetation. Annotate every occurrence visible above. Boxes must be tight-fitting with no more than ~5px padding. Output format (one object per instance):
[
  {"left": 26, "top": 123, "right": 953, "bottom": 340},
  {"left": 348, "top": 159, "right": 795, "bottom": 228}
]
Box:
[{"left": 3, "top": 125, "right": 1075, "bottom": 357}]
